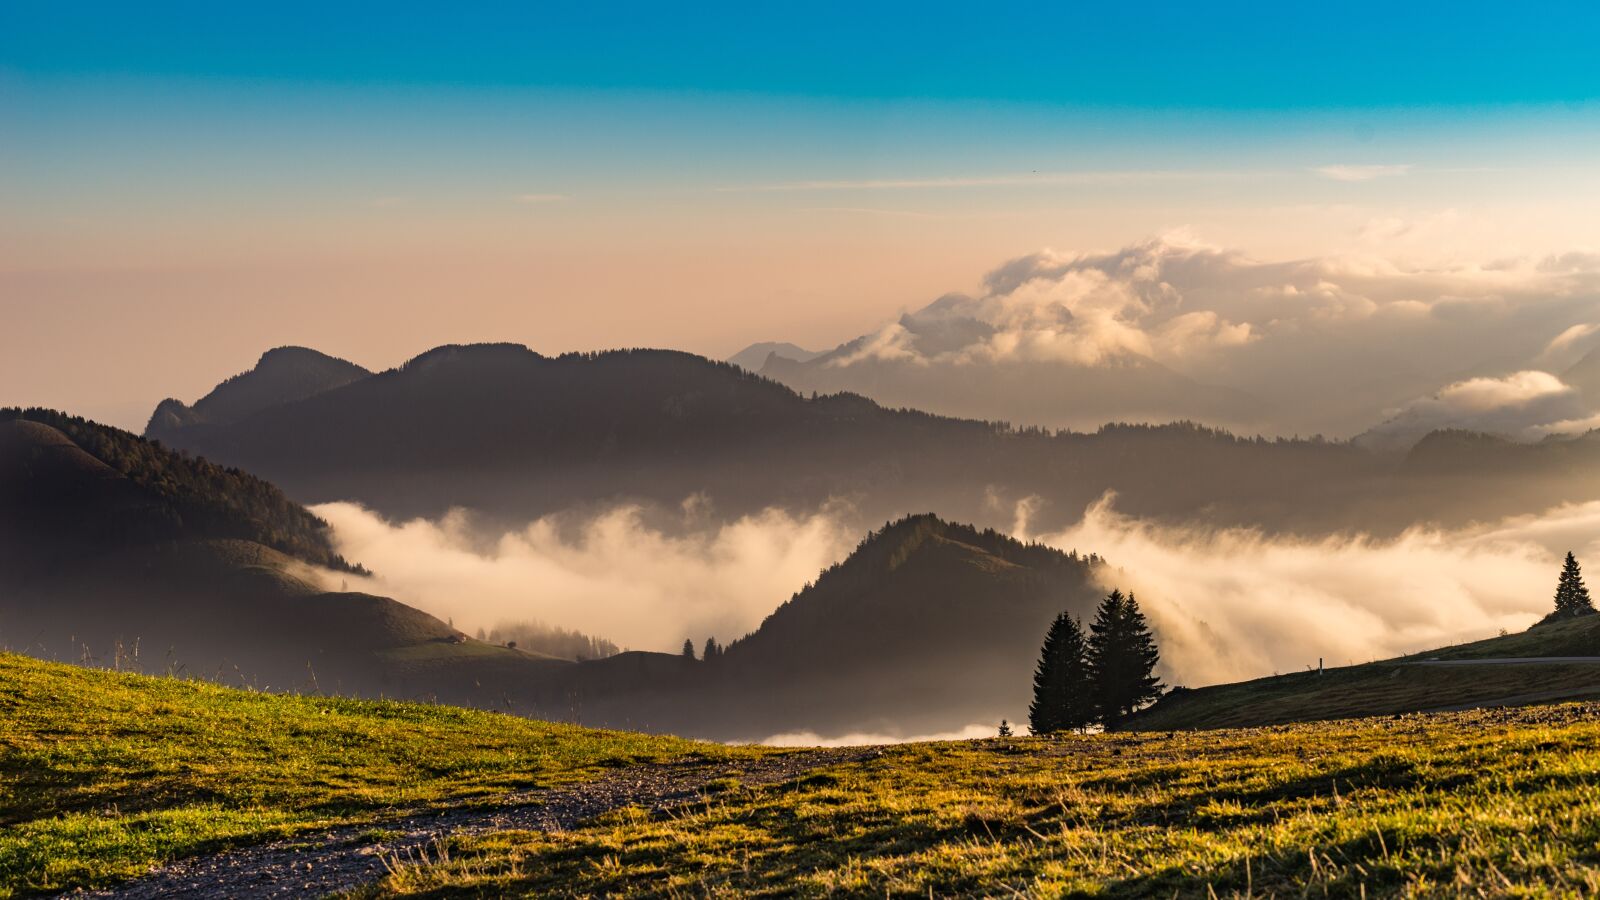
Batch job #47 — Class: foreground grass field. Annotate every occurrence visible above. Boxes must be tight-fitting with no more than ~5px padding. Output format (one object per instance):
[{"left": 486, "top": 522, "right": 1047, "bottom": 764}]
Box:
[
  {"left": 0, "top": 652, "right": 753, "bottom": 896},
  {"left": 372, "top": 704, "right": 1600, "bottom": 898}
]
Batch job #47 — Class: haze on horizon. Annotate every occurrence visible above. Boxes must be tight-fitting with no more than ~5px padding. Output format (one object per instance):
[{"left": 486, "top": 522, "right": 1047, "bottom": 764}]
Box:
[{"left": 5, "top": 2, "right": 1600, "bottom": 434}]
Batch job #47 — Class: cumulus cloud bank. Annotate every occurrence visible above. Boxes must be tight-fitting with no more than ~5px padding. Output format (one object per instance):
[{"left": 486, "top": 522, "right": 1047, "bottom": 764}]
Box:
[
  {"left": 1032, "top": 496, "right": 1595, "bottom": 687},
  {"left": 1356, "top": 370, "right": 1600, "bottom": 450},
  {"left": 808, "top": 234, "right": 1600, "bottom": 437},
  {"left": 313, "top": 501, "right": 856, "bottom": 651}
]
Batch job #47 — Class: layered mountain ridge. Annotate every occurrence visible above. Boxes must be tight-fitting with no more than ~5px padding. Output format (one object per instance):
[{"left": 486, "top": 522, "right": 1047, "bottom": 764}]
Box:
[{"left": 142, "top": 343, "right": 1600, "bottom": 537}]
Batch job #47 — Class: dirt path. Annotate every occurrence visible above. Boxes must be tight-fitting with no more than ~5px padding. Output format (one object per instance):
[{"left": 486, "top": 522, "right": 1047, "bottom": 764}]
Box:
[{"left": 74, "top": 747, "right": 874, "bottom": 900}]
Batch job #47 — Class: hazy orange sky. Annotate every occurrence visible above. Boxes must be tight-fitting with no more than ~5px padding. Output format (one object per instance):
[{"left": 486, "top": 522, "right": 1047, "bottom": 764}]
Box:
[{"left": 6, "top": 4, "right": 1600, "bottom": 430}]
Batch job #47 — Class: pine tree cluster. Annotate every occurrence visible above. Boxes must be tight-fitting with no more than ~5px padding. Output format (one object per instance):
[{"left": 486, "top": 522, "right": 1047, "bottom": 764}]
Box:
[{"left": 1029, "top": 589, "right": 1164, "bottom": 734}]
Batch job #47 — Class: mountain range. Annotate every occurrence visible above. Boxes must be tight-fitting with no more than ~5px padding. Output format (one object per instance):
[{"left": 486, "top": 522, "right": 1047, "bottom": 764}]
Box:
[{"left": 140, "top": 343, "right": 1600, "bottom": 537}]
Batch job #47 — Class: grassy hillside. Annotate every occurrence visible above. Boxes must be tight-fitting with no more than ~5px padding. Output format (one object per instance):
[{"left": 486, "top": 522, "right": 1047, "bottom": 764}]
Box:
[
  {"left": 370, "top": 703, "right": 1600, "bottom": 897},
  {"left": 1128, "top": 615, "right": 1600, "bottom": 732},
  {"left": 0, "top": 653, "right": 752, "bottom": 896}
]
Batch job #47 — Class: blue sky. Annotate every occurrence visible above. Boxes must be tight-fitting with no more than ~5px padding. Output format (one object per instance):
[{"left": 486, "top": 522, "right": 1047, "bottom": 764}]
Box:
[{"left": 5, "top": 1, "right": 1600, "bottom": 107}]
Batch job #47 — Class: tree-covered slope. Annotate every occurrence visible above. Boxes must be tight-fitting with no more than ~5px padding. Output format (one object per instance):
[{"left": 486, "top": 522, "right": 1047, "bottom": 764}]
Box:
[
  {"left": 1, "top": 408, "right": 358, "bottom": 573},
  {"left": 0, "top": 409, "right": 572, "bottom": 711}
]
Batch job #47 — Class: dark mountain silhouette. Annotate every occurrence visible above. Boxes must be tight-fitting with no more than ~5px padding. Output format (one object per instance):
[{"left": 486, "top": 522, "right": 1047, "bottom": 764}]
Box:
[
  {"left": 2, "top": 407, "right": 359, "bottom": 574},
  {"left": 726, "top": 341, "right": 822, "bottom": 372},
  {"left": 545, "top": 515, "right": 1108, "bottom": 740},
  {"left": 146, "top": 346, "right": 370, "bottom": 439},
  {"left": 143, "top": 343, "right": 1600, "bottom": 537},
  {"left": 0, "top": 410, "right": 565, "bottom": 704}
]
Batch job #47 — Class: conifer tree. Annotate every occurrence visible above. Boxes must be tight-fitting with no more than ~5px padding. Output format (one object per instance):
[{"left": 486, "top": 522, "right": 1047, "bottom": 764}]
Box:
[
  {"left": 703, "top": 637, "right": 720, "bottom": 660},
  {"left": 1087, "top": 590, "right": 1164, "bottom": 729},
  {"left": 997, "top": 720, "right": 1014, "bottom": 738},
  {"left": 1028, "top": 612, "right": 1094, "bottom": 734},
  {"left": 682, "top": 638, "right": 696, "bottom": 660},
  {"left": 1553, "top": 552, "right": 1595, "bottom": 618}
]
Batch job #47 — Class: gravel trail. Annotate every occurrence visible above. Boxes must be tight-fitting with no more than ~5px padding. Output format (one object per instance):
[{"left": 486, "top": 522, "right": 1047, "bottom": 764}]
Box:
[{"left": 72, "top": 747, "right": 874, "bottom": 899}]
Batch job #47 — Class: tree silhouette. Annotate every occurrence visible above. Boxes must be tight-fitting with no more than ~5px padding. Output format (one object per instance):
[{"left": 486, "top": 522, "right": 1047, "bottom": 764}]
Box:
[
  {"left": 703, "top": 637, "right": 720, "bottom": 660},
  {"left": 1087, "top": 590, "right": 1164, "bottom": 729},
  {"left": 997, "top": 720, "right": 1014, "bottom": 738},
  {"left": 682, "top": 639, "right": 696, "bottom": 660},
  {"left": 1552, "top": 552, "right": 1596, "bottom": 619},
  {"left": 1028, "top": 612, "right": 1094, "bottom": 734}
]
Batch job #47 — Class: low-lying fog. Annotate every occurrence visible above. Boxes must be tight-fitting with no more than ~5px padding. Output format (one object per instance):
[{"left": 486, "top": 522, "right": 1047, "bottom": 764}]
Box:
[
  {"left": 314, "top": 500, "right": 857, "bottom": 651},
  {"left": 1028, "top": 496, "right": 1595, "bottom": 686},
  {"left": 316, "top": 493, "right": 1597, "bottom": 692}
]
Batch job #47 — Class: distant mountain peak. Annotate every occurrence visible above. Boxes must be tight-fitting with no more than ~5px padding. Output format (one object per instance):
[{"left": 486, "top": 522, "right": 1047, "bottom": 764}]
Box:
[
  {"left": 727, "top": 341, "right": 823, "bottom": 373},
  {"left": 399, "top": 342, "right": 543, "bottom": 372},
  {"left": 145, "top": 346, "right": 371, "bottom": 439}
]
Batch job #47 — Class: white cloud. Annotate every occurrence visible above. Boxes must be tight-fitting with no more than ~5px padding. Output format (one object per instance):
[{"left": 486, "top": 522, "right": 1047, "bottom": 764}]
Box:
[
  {"left": 801, "top": 234, "right": 1600, "bottom": 436},
  {"left": 1543, "top": 322, "right": 1600, "bottom": 357},
  {"left": 1313, "top": 164, "right": 1413, "bottom": 182},
  {"left": 1035, "top": 495, "right": 1593, "bottom": 687},
  {"left": 1357, "top": 370, "right": 1592, "bottom": 450},
  {"left": 313, "top": 501, "right": 856, "bottom": 651}
]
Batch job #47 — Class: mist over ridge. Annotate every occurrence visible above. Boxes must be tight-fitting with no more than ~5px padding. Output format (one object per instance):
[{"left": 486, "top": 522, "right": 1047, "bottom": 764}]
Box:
[{"left": 739, "top": 235, "right": 1600, "bottom": 441}]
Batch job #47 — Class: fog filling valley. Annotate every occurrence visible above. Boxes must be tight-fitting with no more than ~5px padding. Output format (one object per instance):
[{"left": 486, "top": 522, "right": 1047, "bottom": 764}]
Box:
[
  {"left": 314, "top": 501, "right": 858, "bottom": 652},
  {"left": 315, "top": 493, "right": 1597, "bottom": 692}
]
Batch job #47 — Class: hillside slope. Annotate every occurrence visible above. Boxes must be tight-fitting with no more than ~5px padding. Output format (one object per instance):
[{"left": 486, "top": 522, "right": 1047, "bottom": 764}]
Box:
[
  {"left": 0, "top": 410, "right": 567, "bottom": 706},
  {"left": 0, "top": 652, "right": 729, "bottom": 896},
  {"left": 377, "top": 704, "right": 1600, "bottom": 897},
  {"left": 1127, "top": 614, "right": 1600, "bottom": 731}
]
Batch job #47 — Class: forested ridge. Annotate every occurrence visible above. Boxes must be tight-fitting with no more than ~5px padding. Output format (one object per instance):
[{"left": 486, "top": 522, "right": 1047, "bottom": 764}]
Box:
[{"left": 2, "top": 407, "right": 362, "bottom": 572}]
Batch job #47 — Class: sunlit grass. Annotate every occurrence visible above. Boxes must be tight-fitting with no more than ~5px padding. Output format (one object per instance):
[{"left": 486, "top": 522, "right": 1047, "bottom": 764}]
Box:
[
  {"left": 0, "top": 652, "right": 750, "bottom": 896},
  {"left": 369, "top": 706, "right": 1600, "bottom": 897}
]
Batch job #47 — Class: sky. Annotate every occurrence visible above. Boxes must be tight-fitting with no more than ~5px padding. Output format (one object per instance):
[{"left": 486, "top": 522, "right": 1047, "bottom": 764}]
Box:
[{"left": 5, "top": 2, "right": 1600, "bottom": 429}]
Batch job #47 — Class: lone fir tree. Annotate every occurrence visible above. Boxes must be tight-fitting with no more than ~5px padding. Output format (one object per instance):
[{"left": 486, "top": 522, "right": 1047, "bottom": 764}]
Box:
[
  {"left": 1087, "top": 590, "right": 1164, "bottom": 729},
  {"left": 681, "top": 638, "right": 696, "bottom": 660},
  {"left": 997, "top": 720, "right": 1014, "bottom": 738},
  {"left": 1551, "top": 552, "right": 1596, "bottom": 620},
  {"left": 1028, "top": 611, "right": 1094, "bottom": 734}
]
